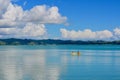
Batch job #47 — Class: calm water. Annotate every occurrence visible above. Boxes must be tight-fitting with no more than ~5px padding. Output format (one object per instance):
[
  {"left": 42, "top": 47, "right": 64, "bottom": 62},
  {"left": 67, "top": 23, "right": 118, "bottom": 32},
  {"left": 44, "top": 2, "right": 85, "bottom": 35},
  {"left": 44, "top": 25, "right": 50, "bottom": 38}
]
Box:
[{"left": 0, "top": 45, "right": 120, "bottom": 80}]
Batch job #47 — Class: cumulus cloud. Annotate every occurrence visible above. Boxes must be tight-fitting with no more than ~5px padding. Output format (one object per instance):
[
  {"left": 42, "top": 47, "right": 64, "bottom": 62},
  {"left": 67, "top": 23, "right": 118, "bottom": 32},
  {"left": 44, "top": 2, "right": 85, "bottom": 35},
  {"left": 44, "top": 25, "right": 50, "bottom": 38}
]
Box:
[
  {"left": 2, "top": 3, "right": 24, "bottom": 21},
  {"left": 0, "top": 0, "right": 67, "bottom": 38},
  {"left": 0, "top": 23, "right": 47, "bottom": 39},
  {"left": 0, "top": 3, "right": 67, "bottom": 28},
  {"left": 23, "top": 5, "right": 67, "bottom": 24},
  {"left": 114, "top": 28, "right": 120, "bottom": 36},
  {"left": 113, "top": 28, "right": 120, "bottom": 39},
  {"left": 0, "top": 0, "right": 10, "bottom": 18},
  {"left": 21, "top": 23, "right": 46, "bottom": 37},
  {"left": 60, "top": 28, "right": 113, "bottom": 40},
  {"left": 0, "top": 19, "right": 18, "bottom": 28}
]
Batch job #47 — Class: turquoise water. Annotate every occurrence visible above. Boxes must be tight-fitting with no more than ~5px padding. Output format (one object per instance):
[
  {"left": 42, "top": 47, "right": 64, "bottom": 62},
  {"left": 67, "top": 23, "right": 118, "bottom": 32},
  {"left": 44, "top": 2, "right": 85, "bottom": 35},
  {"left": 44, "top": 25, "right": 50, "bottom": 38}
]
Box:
[{"left": 0, "top": 45, "right": 120, "bottom": 80}]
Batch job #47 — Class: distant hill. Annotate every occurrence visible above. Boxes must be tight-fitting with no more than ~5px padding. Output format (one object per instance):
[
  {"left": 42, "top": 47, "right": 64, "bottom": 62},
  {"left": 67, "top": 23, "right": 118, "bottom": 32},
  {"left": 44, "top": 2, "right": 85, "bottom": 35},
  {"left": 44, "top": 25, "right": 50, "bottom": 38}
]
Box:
[{"left": 0, "top": 38, "right": 120, "bottom": 45}]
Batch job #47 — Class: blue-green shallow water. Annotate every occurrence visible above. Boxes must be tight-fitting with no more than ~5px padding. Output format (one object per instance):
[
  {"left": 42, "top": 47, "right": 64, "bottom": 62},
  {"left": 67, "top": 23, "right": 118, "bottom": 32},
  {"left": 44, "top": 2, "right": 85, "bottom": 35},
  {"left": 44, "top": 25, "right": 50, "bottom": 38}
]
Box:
[{"left": 0, "top": 45, "right": 120, "bottom": 80}]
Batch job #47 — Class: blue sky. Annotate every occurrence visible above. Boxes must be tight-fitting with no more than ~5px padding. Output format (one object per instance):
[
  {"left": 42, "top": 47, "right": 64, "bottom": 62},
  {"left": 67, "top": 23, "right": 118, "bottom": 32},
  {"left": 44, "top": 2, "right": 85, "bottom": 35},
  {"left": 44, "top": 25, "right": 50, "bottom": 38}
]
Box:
[
  {"left": 0, "top": 0, "right": 120, "bottom": 40},
  {"left": 15, "top": 0, "right": 120, "bottom": 30}
]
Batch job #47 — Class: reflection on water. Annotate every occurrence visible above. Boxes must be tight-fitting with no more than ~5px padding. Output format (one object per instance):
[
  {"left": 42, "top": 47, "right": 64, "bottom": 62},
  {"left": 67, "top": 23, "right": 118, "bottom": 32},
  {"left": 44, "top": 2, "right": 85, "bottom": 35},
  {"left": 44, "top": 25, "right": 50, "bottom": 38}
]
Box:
[
  {"left": 0, "top": 50, "right": 62, "bottom": 80},
  {"left": 0, "top": 46, "right": 120, "bottom": 80}
]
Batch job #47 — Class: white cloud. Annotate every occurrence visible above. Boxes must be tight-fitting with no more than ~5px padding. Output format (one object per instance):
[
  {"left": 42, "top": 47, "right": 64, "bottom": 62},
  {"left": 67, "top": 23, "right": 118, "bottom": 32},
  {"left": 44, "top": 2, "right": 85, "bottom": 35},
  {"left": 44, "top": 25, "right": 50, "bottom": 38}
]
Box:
[
  {"left": 21, "top": 23, "right": 46, "bottom": 37},
  {"left": 23, "top": 5, "right": 67, "bottom": 24},
  {"left": 0, "top": 23, "right": 47, "bottom": 39},
  {"left": 0, "top": 28, "right": 17, "bottom": 35},
  {"left": 0, "top": 3, "right": 67, "bottom": 28},
  {"left": 0, "top": 0, "right": 10, "bottom": 18},
  {"left": 2, "top": 3, "right": 24, "bottom": 21},
  {"left": 96, "top": 30, "right": 113, "bottom": 39},
  {"left": 0, "top": 19, "right": 20, "bottom": 28},
  {"left": 113, "top": 28, "right": 120, "bottom": 39},
  {"left": 114, "top": 28, "right": 120, "bottom": 36},
  {"left": 0, "top": 0, "right": 67, "bottom": 38},
  {"left": 60, "top": 28, "right": 113, "bottom": 40}
]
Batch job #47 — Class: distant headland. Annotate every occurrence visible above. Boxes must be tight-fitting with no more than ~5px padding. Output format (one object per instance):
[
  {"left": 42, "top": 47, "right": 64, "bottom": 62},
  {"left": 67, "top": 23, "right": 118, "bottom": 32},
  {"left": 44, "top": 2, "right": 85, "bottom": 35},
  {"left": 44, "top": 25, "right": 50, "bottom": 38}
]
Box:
[{"left": 0, "top": 38, "right": 120, "bottom": 45}]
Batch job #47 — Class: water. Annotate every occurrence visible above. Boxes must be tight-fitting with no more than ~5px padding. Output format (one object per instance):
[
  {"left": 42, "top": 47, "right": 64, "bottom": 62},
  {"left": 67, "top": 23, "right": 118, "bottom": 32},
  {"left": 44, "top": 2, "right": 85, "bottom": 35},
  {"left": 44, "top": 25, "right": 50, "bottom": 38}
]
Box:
[{"left": 0, "top": 45, "right": 120, "bottom": 80}]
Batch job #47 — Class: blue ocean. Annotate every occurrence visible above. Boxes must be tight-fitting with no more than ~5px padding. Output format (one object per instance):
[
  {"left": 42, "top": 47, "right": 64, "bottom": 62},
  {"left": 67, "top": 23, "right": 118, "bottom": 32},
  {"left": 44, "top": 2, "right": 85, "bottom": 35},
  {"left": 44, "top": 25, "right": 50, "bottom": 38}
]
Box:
[{"left": 0, "top": 45, "right": 120, "bottom": 80}]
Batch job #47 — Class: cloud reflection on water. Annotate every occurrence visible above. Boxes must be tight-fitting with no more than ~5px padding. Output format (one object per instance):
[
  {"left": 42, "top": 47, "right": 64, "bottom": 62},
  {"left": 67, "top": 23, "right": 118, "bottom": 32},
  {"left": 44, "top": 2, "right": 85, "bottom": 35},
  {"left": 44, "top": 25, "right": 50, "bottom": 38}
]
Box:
[
  {"left": 0, "top": 49, "right": 120, "bottom": 80},
  {"left": 0, "top": 50, "right": 62, "bottom": 80}
]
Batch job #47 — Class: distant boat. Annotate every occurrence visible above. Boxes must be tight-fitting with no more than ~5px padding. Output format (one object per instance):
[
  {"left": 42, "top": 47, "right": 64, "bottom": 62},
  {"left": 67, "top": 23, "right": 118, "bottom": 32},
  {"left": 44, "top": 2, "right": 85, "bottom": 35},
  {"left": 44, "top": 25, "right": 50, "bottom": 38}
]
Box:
[{"left": 71, "top": 51, "right": 80, "bottom": 56}]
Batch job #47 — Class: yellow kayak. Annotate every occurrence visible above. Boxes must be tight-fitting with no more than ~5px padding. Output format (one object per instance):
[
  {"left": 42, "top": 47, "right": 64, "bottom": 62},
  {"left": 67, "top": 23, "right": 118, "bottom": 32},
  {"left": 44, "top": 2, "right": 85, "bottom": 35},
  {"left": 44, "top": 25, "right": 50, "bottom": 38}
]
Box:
[{"left": 71, "top": 52, "right": 80, "bottom": 56}]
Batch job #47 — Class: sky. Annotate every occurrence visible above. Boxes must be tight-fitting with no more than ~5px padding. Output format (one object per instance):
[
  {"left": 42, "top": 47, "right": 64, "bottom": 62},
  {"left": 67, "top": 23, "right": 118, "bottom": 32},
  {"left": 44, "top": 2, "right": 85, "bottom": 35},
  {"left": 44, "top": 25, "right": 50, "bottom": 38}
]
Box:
[{"left": 0, "top": 0, "right": 120, "bottom": 40}]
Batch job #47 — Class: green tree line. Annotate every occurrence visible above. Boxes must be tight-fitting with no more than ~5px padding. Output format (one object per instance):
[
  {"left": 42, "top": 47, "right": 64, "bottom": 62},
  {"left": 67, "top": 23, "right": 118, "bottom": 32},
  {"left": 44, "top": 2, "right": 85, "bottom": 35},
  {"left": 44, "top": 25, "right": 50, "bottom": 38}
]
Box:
[{"left": 0, "top": 38, "right": 120, "bottom": 45}]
